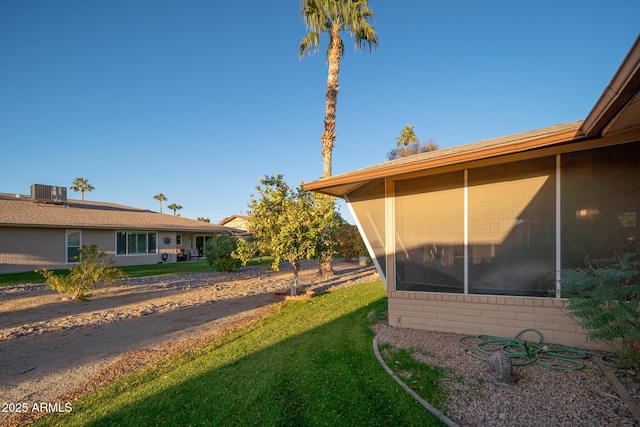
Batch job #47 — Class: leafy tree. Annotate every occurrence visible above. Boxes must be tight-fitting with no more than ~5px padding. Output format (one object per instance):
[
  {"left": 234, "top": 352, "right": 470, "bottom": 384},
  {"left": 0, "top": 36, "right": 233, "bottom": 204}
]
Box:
[
  {"left": 205, "top": 234, "right": 241, "bottom": 272},
  {"left": 70, "top": 177, "right": 94, "bottom": 201},
  {"left": 197, "top": 217, "right": 211, "bottom": 223},
  {"left": 387, "top": 124, "right": 439, "bottom": 160},
  {"left": 168, "top": 203, "right": 183, "bottom": 216},
  {"left": 234, "top": 174, "right": 338, "bottom": 296},
  {"left": 36, "top": 244, "right": 123, "bottom": 301},
  {"left": 298, "top": 0, "right": 378, "bottom": 179},
  {"left": 154, "top": 193, "right": 167, "bottom": 214},
  {"left": 336, "top": 223, "right": 365, "bottom": 262}
]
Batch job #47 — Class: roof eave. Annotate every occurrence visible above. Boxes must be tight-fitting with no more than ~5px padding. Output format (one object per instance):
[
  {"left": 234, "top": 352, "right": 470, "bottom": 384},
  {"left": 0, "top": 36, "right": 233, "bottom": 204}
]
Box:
[
  {"left": 577, "top": 35, "right": 640, "bottom": 139},
  {"left": 304, "top": 125, "right": 581, "bottom": 197}
]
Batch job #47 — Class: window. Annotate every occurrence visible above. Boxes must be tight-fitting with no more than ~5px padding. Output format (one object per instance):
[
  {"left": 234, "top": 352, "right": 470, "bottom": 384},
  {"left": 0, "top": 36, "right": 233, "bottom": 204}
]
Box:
[
  {"left": 116, "top": 231, "right": 157, "bottom": 255},
  {"left": 176, "top": 234, "right": 182, "bottom": 245},
  {"left": 66, "top": 230, "right": 82, "bottom": 263},
  {"left": 195, "top": 235, "right": 214, "bottom": 256}
]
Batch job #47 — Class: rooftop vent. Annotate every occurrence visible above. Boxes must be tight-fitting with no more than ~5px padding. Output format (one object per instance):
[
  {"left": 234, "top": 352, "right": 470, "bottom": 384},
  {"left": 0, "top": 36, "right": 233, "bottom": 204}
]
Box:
[{"left": 31, "top": 184, "right": 67, "bottom": 204}]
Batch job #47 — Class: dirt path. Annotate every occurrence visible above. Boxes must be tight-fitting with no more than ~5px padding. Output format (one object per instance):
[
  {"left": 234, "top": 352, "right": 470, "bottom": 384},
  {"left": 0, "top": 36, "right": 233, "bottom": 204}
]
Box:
[{"left": 0, "top": 260, "right": 377, "bottom": 425}]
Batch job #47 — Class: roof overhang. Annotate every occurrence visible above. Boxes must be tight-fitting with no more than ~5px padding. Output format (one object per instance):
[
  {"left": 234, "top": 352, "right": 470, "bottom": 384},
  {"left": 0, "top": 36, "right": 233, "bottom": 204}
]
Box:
[
  {"left": 577, "top": 35, "right": 640, "bottom": 139},
  {"left": 304, "top": 123, "right": 582, "bottom": 197},
  {"left": 304, "top": 35, "right": 640, "bottom": 199}
]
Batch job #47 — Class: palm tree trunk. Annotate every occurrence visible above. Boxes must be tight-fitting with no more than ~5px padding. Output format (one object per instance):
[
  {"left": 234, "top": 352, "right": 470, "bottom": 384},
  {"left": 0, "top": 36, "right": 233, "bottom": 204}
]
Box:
[
  {"left": 320, "top": 25, "right": 342, "bottom": 179},
  {"left": 316, "top": 26, "right": 342, "bottom": 278}
]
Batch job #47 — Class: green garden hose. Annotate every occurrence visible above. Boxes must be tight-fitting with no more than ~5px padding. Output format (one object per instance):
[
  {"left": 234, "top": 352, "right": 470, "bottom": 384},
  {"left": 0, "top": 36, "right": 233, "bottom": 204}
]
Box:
[{"left": 458, "top": 328, "right": 623, "bottom": 371}]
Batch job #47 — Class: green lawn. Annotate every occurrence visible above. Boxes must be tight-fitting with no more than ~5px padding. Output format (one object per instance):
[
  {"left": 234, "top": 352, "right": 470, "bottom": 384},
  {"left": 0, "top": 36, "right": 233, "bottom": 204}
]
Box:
[
  {"left": 34, "top": 281, "right": 447, "bottom": 426},
  {"left": 0, "top": 258, "right": 273, "bottom": 287}
]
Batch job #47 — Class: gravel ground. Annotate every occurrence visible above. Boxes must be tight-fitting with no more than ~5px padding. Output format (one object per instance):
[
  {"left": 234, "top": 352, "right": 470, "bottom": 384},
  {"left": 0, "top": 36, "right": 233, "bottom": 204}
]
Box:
[
  {"left": 374, "top": 322, "right": 640, "bottom": 427},
  {"left": 2, "top": 261, "right": 639, "bottom": 426},
  {"left": 0, "top": 260, "right": 378, "bottom": 426}
]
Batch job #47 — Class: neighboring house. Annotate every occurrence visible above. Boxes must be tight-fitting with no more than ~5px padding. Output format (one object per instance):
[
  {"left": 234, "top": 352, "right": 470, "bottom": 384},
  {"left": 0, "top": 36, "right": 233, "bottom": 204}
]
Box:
[
  {"left": 219, "top": 215, "right": 248, "bottom": 230},
  {"left": 304, "top": 36, "right": 640, "bottom": 350},
  {"left": 218, "top": 215, "right": 251, "bottom": 239},
  {"left": 0, "top": 187, "right": 242, "bottom": 273}
]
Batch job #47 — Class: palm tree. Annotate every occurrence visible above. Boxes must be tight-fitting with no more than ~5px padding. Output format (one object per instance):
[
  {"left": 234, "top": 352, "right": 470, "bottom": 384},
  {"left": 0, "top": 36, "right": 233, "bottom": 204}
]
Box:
[
  {"left": 70, "top": 177, "right": 94, "bottom": 201},
  {"left": 168, "top": 203, "right": 183, "bottom": 216},
  {"left": 396, "top": 124, "right": 419, "bottom": 148},
  {"left": 387, "top": 124, "right": 439, "bottom": 160},
  {"left": 153, "top": 193, "right": 167, "bottom": 214},
  {"left": 299, "top": 0, "right": 378, "bottom": 179}
]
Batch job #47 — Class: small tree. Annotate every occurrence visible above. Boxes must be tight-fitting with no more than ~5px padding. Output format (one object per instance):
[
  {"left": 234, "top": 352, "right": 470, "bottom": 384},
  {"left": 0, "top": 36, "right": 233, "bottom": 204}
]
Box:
[
  {"left": 168, "top": 203, "right": 183, "bottom": 216},
  {"left": 205, "top": 234, "right": 241, "bottom": 272},
  {"left": 234, "top": 174, "right": 338, "bottom": 296},
  {"left": 36, "top": 244, "right": 123, "bottom": 301},
  {"left": 336, "top": 223, "right": 364, "bottom": 262},
  {"left": 563, "top": 252, "right": 640, "bottom": 372},
  {"left": 70, "top": 177, "right": 95, "bottom": 201},
  {"left": 154, "top": 193, "right": 167, "bottom": 213}
]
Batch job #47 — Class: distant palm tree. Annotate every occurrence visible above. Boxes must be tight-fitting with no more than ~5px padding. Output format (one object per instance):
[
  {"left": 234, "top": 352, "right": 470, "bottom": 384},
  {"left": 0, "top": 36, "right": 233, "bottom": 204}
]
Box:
[
  {"left": 168, "top": 203, "right": 183, "bottom": 216},
  {"left": 396, "top": 124, "right": 419, "bottom": 148},
  {"left": 70, "top": 177, "right": 94, "bottom": 201},
  {"left": 387, "top": 124, "right": 439, "bottom": 160},
  {"left": 298, "top": 0, "right": 378, "bottom": 179},
  {"left": 154, "top": 193, "right": 167, "bottom": 214}
]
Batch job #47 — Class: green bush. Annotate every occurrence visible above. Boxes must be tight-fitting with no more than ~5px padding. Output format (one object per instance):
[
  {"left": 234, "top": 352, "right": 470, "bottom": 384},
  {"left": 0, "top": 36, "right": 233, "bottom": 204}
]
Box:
[
  {"left": 36, "top": 244, "right": 123, "bottom": 301},
  {"left": 563, "top": 252, "right": 640, "bottom": 372},
  {"left": 205, "top": 234, "right": 242, "bottom": 271}
]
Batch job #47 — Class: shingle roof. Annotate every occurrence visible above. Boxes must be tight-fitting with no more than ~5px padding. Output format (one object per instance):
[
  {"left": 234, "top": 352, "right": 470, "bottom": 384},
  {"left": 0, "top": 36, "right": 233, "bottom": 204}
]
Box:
[
  {"left": 0, "top": 193, "right": 236, "bottom": 234},
  {"left": 304, "top": 121, "right": 584, "bottom": 197}
]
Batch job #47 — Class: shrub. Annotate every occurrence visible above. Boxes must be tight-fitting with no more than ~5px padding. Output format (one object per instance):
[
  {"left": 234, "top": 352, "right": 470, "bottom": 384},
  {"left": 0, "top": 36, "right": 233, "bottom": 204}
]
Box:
[
  {"left": 205, "top": 234, "right": 241, "bottom": 271},
  {"left": 563, "top": 252, "right": 640, "bottom": 372},
  {"left": 36, "top": 244, "right": 123, "bottom": 301}
]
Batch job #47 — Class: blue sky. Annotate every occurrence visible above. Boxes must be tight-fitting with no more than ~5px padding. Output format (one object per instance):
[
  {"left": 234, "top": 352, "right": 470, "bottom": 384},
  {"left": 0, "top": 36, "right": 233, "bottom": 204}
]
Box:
[{"left": 1, "top": 1, "right": 638, "bottom": 223}]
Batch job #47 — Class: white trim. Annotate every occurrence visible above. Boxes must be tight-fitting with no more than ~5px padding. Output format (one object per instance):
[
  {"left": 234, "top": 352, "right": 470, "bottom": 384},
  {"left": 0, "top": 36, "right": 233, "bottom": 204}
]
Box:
[
  {"left": 555, "top": 154, "right": 562, "bottom": 298},
  {"left": 464, "top": 169, "right": 469, "bottom": 294}
]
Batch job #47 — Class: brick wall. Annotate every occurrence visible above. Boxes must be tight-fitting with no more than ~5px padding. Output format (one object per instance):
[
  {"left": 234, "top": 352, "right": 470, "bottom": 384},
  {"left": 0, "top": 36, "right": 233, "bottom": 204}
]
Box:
[{"left": 387, "top": 291, "right": 609, "bottom": 351}]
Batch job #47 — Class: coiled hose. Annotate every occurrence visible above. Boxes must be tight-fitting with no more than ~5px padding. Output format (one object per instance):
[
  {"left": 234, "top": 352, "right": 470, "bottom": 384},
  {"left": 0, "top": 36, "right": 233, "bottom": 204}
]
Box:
[{"left": 458, "top": 328, "right": 623, "bottom": 371}]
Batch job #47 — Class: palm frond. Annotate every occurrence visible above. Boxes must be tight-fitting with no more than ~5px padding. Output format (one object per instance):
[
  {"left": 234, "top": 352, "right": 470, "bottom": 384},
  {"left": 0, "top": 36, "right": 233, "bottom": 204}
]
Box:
[{"left": 299, "top": 32, "right": 320, "bottom": 58}]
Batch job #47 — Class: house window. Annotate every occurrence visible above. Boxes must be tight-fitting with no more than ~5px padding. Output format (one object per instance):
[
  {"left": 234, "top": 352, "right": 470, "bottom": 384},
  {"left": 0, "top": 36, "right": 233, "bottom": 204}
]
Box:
[
  {"left": 66, "top": 230, "right": 82, "bottom": 263},
  {"left": 176, "top": 234, "right": 182, "bottom": 245},
  {"left": 116, "top": 231, "right": 157, "bottom": 255}
]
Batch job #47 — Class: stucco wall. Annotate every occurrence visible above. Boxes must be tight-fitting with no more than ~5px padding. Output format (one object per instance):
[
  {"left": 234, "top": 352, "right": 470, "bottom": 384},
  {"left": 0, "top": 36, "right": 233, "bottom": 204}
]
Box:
[
  {"left": 0, "top": 227, "right": 64, "bottom": 273},
  {"left": 387, "top": 290, "right": 608, "bottom": 351},
  {"left": 0, "top": 228, "right": 182, "bottom": 273}
]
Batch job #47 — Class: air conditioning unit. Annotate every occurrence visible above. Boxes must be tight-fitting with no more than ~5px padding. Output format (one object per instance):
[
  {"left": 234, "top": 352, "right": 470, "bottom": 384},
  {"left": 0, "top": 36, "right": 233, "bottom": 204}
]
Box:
[{"left": 31, "top": 184, "right": 68, "bottom": 204}]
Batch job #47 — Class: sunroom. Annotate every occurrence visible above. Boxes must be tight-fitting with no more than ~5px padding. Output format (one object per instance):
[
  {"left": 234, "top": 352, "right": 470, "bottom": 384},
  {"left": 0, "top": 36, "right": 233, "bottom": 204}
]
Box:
[{"left": 304, "top": 36, "right": 640, "bottom": 349}]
